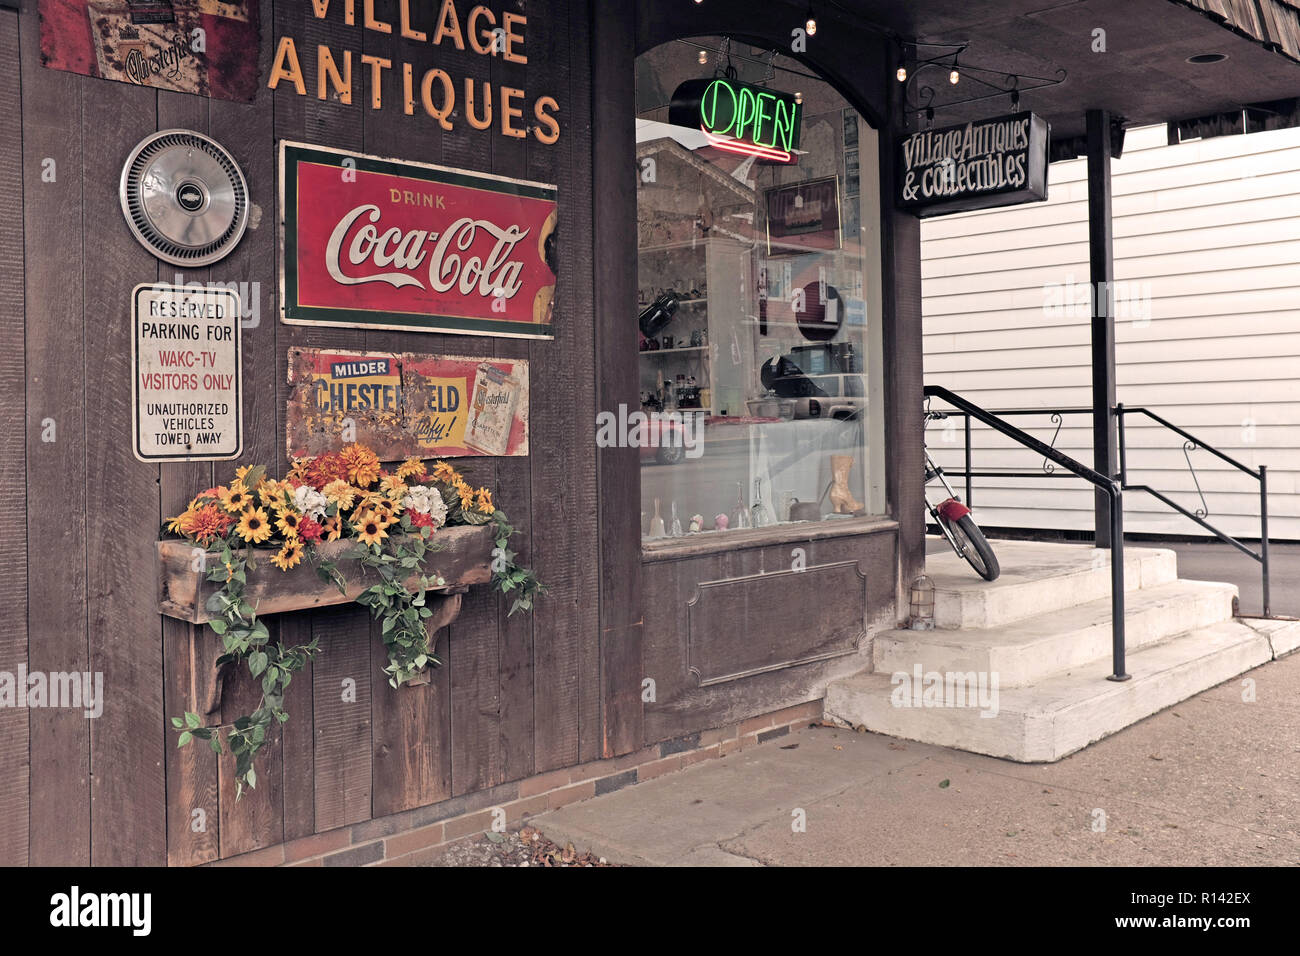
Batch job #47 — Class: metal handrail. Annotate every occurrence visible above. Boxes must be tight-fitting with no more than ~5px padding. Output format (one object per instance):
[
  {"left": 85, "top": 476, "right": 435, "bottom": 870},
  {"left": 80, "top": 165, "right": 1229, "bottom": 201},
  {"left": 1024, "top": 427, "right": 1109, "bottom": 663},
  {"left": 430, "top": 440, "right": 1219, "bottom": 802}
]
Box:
[
  {"left": 924, "top": 385, "right": 1130, "bottom": 681},
  {"left": 931, "top": 400, "right": 1272, "bottom": 617}
]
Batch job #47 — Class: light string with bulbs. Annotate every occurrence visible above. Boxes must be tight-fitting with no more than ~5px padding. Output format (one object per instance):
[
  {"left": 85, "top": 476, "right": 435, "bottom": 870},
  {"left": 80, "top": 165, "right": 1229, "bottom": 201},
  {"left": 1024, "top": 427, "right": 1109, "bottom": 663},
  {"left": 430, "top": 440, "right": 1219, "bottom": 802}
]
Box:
[
  {"left": 898, "top": 40, "right": 1066, "bottom": 126},
  {"left": 683, "top": 2, "right": 1066, "bottom": 127}
]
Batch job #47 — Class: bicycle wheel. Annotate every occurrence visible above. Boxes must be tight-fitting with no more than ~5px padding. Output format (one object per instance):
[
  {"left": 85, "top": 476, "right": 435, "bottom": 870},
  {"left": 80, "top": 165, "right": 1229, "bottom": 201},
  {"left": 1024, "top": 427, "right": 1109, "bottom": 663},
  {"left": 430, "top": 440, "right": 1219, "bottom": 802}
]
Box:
[{"left": 949, "top": 513, "right": 1000, "bottom": 582}]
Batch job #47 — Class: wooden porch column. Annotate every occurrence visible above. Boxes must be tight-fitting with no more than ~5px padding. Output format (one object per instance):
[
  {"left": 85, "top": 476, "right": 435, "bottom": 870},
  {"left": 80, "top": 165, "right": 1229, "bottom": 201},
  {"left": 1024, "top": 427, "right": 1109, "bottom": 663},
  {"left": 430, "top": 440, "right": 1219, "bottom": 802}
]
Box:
[
  {"left": 1086, "top": 109, "right": 1119, "bottom": 548},
  {"left": 592, "top": 0, "right": 643, "bottom": 756}
]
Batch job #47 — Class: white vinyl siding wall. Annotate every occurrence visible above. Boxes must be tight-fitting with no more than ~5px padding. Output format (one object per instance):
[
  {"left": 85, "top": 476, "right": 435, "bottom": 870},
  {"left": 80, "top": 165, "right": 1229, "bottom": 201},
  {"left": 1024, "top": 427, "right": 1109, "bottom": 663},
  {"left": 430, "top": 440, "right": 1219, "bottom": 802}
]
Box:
[{"left": 921, "top": 123, "right": 1300, "bottom": 541}]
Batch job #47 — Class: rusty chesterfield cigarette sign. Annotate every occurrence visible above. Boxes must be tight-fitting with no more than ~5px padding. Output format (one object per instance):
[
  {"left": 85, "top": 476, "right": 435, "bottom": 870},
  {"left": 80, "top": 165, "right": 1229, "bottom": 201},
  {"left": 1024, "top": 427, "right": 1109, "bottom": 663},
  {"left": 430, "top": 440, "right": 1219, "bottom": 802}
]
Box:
[
  {"left": 279, "top": 142, "right": 558, "bottom": 339},
  {"left": 286, "top": 348, "right": 529, "bottom": 460}
]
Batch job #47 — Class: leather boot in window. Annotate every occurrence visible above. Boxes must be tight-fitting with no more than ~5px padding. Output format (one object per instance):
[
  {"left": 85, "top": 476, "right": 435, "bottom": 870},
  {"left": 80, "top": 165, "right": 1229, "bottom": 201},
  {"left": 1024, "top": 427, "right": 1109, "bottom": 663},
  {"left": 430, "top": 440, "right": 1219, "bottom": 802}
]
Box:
[{"left": 829, "top": 455, "right": 865, "bottom": 515}]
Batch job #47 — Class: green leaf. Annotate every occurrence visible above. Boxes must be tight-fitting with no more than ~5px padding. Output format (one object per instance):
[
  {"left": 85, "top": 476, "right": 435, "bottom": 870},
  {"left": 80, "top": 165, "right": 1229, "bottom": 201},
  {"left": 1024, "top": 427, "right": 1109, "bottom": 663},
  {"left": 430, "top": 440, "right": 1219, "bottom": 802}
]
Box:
[
  {"left": 249, "top": 651, "right": 268, "bottom": 677},
  {"left": 185, "top": 712, "right": 201, "bottom": 730},
  {"left": 171, "top": 716, "right": 184, "bottom": 729},
  {"left": 177, "top": 731, "right": 193, "bottom": 748}
]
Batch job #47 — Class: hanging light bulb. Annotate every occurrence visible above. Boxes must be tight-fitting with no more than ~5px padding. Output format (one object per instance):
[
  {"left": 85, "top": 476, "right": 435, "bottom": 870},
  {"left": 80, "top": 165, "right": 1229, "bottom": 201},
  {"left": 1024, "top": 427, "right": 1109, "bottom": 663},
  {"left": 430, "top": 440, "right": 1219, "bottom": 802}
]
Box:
[
  {"left": 805, "top": 4, "right": 817, "bottom": 35},
  {"left": 698, "top": 49, "right": 708, "bottom": 65},
  {"left": 949, "top": 67, "right": 960, "bottom": 84},
  {"left": 795, "top": 91, "right": 803, "bottom": 104},
  {"left": 896, "top": 65, "right": 907, "bottom": 82}
]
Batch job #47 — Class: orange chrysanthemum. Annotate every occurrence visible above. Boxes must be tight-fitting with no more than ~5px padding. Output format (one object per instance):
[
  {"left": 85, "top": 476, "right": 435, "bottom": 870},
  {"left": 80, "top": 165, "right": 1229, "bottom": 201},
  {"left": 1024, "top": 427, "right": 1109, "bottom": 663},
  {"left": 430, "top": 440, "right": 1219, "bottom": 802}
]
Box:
[{"left": 340, "top": 443, "right": 382, "bottom": 488}]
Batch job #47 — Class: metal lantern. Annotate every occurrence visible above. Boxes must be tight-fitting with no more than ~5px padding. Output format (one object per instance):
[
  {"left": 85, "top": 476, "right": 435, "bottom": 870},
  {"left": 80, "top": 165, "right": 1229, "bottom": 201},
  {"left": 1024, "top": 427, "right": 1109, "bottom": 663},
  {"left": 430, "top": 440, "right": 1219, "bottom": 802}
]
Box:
[
  {"left": 119, "top": 129, "right": 250, "bottom": 268},
  {"left": 910, "top": 574, "right": 935, "bottom": 630}
]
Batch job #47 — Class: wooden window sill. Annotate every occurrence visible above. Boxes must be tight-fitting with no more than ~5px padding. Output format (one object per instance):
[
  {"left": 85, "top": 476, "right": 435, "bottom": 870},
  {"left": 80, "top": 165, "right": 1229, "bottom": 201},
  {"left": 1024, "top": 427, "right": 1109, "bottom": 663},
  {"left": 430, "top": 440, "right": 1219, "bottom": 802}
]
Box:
[{"left": 641, "top": 515, "right": 898, "bottom": 563}]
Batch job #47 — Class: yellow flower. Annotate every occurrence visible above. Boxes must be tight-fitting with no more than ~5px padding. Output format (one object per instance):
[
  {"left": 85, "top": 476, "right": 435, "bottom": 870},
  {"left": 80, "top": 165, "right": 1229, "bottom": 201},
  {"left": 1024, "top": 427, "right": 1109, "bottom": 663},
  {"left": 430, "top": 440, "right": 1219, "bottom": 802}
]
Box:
[
  {"left": 219, "top": 480, "right": 251, "bottom": 514},
  {"left": 322, "top": 479, "right": 357, "bottom": 510},
  {"left": 235, "top": 507, "right": 273, "bottom": 544},
  {"left": 455, "top": 479, "right": 474, "bottom": 509},
  {"left": 235, "top": 465, "right": 269, "bottom": 495},
  {"left": 286, "top": 458, "right": 310, "bottom": 483},
  {"left": 354, "top": 510, "right": 389, "bottom": 546},
  {"left": 271, "top": 538, "right": 304, "bottom": 571},
  {"left": 380, "top": 474, "right": 408, "bottom": 499},
  {"left": 321, "top": 514, "right": 343, "bottom": 541},
  {"left": 166, "top": 507, "right": 191, "bottom": 536},
  {"left": 259, "top": 479, "right": 293, "bottom": 508},
  {"left": 396, "top": 457, "right": 427, "bottom": 481},
  {"left": 475, "top": 487, "right": 494, "bottom": 515},
  {"left": 275, "top": 510, "right": 302, "bottom": 539},
  {"left": 432, "top": 461, "right": 459, "bottom": 483}
]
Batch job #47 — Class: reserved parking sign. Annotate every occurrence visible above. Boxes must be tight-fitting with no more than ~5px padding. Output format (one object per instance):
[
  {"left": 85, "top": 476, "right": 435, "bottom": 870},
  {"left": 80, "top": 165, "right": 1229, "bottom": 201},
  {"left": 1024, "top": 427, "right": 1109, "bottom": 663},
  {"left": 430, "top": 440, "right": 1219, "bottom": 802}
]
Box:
[{"left": 131, "top": 283, "right": 243, "bottom": 462}]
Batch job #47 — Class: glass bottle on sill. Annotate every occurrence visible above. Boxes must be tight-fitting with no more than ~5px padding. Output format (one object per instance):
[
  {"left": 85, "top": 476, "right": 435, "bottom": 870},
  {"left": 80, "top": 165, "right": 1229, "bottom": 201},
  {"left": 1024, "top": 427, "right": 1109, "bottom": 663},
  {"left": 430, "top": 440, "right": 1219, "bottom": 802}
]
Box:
[{"left": 733, "top": 483, "right": 752, "bottom": 530}]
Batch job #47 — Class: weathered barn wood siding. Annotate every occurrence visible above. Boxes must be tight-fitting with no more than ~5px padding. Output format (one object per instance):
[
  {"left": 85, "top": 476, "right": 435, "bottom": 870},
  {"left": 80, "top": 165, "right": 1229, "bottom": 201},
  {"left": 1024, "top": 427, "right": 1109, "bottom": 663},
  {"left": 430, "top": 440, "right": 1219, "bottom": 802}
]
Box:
[
  {"left": 2, "top": 0, "right": 603, "bottom": 866},
  {"left": 922, "top": 123, "right": 1300, "bottom": 541},
  {"left": 1, "top": 9, "right": 30, "bottom": 867}
]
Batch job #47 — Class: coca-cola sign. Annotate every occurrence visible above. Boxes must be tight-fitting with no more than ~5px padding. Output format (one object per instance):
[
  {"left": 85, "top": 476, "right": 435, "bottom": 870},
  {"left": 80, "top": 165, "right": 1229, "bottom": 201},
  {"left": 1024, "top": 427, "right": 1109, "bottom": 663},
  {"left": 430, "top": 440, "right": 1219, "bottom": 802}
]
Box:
[{"left": 280, "top": 142, "right": 557, "bottom": 339}]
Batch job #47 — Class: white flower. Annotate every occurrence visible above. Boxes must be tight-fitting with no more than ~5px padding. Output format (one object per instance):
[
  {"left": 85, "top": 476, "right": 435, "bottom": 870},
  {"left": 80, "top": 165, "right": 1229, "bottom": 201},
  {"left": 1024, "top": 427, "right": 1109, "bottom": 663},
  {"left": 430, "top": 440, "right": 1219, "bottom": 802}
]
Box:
[
  {"left": 402, "top": 485, "right": 448, "bottom": 528},
  {"left": 292, "top": 484, "right": 329, "bottom": 520}
]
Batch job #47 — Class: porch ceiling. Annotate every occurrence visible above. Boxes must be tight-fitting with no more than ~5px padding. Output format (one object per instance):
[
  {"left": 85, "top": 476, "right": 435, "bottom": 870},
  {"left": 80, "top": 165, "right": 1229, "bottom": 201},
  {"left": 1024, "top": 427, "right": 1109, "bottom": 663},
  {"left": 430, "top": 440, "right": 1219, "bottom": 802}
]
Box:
[{"left": 823, "top": 0, "right": 1300, "bottom": 139}]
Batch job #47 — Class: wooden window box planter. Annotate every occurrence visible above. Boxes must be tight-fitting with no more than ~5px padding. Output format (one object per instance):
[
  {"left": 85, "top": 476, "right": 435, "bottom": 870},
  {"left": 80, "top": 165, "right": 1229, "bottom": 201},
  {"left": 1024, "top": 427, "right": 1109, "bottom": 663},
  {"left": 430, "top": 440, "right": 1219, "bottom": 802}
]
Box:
[{"left": 157, "top": 525, "right": 494, "bottom": 723}]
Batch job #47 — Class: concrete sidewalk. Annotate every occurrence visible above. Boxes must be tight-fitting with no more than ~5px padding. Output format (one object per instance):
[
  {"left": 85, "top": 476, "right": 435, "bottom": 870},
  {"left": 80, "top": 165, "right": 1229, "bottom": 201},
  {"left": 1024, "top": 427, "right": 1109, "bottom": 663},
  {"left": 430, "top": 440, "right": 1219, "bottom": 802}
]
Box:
[{"left": 530, "top": 652, "right": 1300, "bottom": 866}]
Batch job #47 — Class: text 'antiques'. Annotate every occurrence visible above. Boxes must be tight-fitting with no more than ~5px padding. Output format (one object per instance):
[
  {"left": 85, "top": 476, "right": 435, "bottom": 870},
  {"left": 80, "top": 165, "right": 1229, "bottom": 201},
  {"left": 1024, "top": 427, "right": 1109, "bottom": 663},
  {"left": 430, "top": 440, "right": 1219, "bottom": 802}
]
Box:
[{"left": 268, "top": 0, "right": 561, "bottom": 144}]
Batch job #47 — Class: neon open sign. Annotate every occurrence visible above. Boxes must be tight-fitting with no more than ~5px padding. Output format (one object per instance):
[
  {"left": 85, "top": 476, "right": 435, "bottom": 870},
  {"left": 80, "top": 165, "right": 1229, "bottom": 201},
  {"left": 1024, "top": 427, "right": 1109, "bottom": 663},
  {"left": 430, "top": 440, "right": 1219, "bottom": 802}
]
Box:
[{"left": 669, "top": 78, "right": 803, "bottom": 163}]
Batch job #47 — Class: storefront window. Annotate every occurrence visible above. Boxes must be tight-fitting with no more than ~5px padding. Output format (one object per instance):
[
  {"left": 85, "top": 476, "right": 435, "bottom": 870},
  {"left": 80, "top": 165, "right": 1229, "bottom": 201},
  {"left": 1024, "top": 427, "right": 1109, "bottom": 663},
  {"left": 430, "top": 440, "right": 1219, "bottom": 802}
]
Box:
[{"left": 636, "top": 38, "right": 886, "bottom": 541}]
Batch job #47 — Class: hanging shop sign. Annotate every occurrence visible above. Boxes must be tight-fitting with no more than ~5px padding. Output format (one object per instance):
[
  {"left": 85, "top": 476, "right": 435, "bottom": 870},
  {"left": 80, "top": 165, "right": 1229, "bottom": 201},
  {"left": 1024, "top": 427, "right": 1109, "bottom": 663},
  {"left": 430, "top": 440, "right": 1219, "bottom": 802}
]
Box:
[
  {"left": 765, "top": 176, "right": 841, "bottom": 254},
  {"left": 897, "top": 111, "right": 1049, "bottom": 217},
  {"left": 38, "top": 0, "right": 261, "bottom": 101},
  {"left": 131, "top": 283, "right": 243, "bottom": 462},
  {"left": 280, "top": 142, "right": 558, "bottom": 339},
  {"left": 669, "top": 77, "right": 802, "bottom": 163},
  {"left": 286, "top": 348, "right": 529, "bottom": 460}
]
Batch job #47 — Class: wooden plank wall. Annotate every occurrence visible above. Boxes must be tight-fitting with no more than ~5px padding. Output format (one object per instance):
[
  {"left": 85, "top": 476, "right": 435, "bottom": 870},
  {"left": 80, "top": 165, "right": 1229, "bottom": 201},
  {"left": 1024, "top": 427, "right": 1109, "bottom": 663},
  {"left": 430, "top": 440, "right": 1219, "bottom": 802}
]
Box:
[
  {"left": 0, "top": 10, "right": 30, "bottom": 867},
  {"left": 1, "top": 0, "right": 608, "bottom": 864}
]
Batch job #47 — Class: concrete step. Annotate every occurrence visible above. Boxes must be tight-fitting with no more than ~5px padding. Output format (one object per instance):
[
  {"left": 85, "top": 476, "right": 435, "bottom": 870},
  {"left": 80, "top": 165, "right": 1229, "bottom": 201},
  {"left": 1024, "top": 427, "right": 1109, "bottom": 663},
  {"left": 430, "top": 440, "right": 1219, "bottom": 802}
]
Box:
[
  {"left": 875, "top": 579, "right": 1238, "bottom": 687},
  {"left": 826, "top": 620, "right": 1275, "bottom": 762},
  {"left": 927, "top": 540, "right": 1178, "bottom": 630}
]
